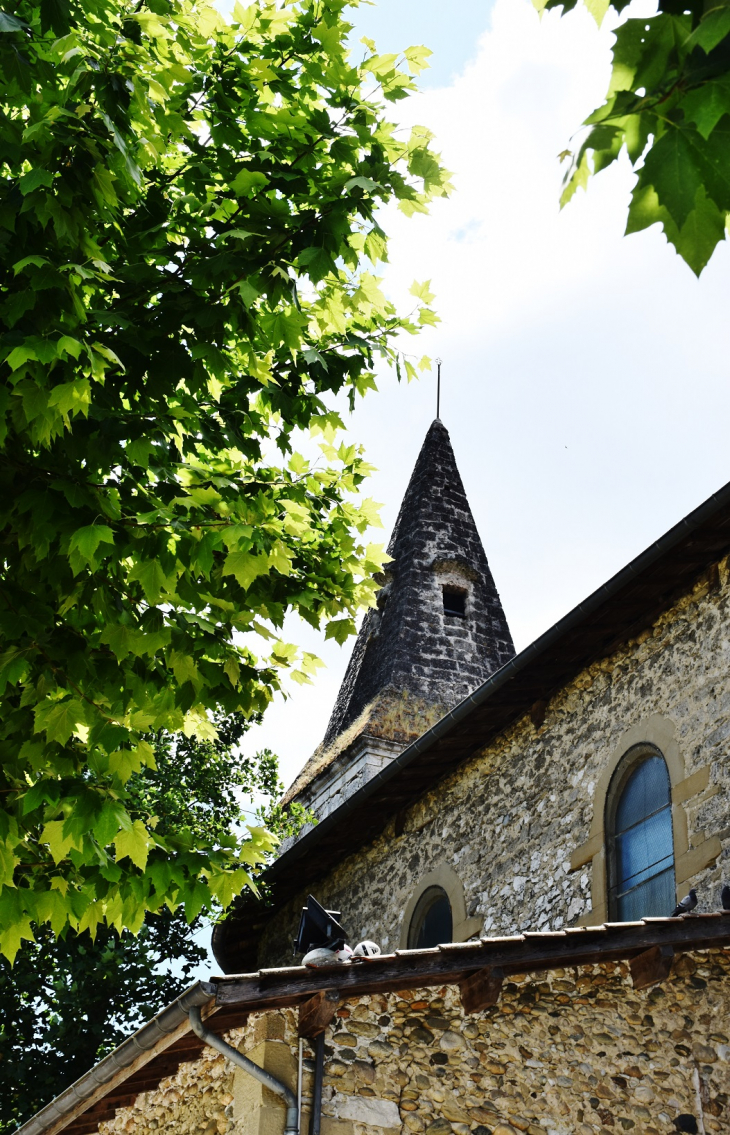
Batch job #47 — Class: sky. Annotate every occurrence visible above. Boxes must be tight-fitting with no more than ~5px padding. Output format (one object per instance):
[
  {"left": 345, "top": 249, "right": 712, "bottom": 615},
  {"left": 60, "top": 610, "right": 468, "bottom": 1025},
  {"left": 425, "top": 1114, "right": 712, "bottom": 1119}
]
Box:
[{"left": 238, "top": 0, "right": 730, "bottom": 794}]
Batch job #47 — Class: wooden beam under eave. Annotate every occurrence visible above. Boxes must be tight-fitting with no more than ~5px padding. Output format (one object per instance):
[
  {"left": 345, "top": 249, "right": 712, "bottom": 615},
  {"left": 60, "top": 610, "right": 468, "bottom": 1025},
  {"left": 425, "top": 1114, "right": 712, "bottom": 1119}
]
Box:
[
  {"left": 298, "top": 989, "right": 339, "bottom": 1037},
  {"left": 217, "top": 917, "right": 730, "bottom": 1010},
  {"left": 460, "top": 966, "right": 504, "bottom": 1014},
  {"left": 630, "top": 944, "right": 674, "bottom": 990},
  {"left": 65, "top": 1125, "right": 111, "bottom": 1135}
]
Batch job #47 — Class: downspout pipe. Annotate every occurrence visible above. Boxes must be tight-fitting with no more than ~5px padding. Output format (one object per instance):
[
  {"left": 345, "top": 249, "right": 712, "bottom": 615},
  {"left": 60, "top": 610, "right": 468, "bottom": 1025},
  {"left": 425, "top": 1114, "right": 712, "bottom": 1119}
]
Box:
[
  {"left": 310, "top": 1032, "right": 326, "bottom": 1135},
  {"left": 189, "top": 1007, "right": 299, "bottom": 1135}
]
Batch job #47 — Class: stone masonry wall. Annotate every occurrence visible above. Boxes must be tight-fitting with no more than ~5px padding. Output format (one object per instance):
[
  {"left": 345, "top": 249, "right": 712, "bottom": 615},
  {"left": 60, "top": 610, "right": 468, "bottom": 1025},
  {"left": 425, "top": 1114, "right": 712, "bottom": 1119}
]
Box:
[
  {"left": 258, "top": 560, "right": 730, "bottom": 966},
  {"left": 100, "top": 953, "right": 730, "bottom": 1135}
]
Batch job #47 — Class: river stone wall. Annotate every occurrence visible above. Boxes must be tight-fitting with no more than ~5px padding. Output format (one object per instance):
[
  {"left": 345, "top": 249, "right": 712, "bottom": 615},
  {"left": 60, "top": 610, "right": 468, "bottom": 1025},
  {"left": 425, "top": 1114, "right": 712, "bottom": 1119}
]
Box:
[
  {"left": 99, "top": 953, "right": 730, "bottom": 1135},
  {"left": 258, "top": 562, "right": 730, "bottom": 967}
]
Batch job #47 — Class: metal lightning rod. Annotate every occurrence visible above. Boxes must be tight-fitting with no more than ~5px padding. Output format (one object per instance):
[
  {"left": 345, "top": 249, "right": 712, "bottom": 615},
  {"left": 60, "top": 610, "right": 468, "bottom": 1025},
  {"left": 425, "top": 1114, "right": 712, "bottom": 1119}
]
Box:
[{"left": 436, "top": 357, "right": 442, "bottom": 421}]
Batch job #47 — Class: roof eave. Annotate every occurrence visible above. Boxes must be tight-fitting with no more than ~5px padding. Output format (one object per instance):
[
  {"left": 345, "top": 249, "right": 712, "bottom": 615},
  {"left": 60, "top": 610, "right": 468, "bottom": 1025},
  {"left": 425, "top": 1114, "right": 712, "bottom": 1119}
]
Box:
[
  {"left": 24, "top": 915, "right": 730, "bottom": 1135},
  {"left": 15, "top": 983, "right": 217, "bottom": 1135},
  {"left": 267, "top": 475, "right": 730, "bottom": 885}
]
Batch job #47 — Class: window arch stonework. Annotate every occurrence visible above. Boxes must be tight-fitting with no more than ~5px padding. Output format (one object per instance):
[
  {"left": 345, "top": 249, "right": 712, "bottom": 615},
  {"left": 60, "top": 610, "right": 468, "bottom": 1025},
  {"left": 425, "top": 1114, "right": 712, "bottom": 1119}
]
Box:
[
  {"left": 570, "top": 714, "right": 719, "bottom": 925},
  {"left": 399, "top": 863, "right": 481, "bottom": 949},
  {"left": 605, "top": 744, "right": 676, "bottom": 920},
  {"left": 407, "top": 886, "right": 453, "bottom": 948}
]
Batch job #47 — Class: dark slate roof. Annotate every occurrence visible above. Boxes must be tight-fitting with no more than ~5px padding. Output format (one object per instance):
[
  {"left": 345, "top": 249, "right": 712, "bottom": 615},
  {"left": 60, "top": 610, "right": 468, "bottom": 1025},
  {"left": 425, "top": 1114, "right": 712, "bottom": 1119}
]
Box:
[
  {"left": 20, "top": 913, "right": 730, "bottom": 1135},
  {"left": 212, "top": 475, "right": 730, "bottom": 974},
  {"left": 322, "top": 418, "right": 514, "bottom": 747},
  {"left": 283, "top": 419, "right": 514, "bottom": 805}
]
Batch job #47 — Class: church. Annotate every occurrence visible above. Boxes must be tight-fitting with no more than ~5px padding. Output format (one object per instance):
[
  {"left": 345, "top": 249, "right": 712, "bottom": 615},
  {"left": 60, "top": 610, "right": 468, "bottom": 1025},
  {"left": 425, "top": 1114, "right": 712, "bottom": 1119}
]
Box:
[
  {"left": 20, "top": 421, "right": 730, "bottom": 1135},
  {"left": 211, "top": 418, "right": 730, "bottom": 971}
]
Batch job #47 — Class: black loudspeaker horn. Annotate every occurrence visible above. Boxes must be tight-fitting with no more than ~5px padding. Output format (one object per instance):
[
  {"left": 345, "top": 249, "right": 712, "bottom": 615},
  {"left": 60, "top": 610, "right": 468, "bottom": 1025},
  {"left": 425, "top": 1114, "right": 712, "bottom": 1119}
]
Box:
[{"left": 293, "top": 894, "right": 347, "bottom": 954}]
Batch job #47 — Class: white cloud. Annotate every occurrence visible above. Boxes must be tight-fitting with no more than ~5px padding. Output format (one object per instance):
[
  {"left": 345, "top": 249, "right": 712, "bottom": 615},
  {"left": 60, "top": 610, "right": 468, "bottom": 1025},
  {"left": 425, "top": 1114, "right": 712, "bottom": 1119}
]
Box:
[{"left": 381, "top": 0, "right": 650, "bottom": 330}]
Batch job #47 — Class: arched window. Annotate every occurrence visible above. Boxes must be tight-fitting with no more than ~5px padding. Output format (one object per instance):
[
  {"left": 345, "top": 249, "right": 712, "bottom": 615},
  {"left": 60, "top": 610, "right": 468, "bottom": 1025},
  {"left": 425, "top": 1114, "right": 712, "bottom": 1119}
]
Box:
[
  {"left": 607, "top": 747, "right": 676, "bottom": 921},
  {"left": 443, "top": 587, "right": 466, "bottom": 617},
  {"left": 407, "top": 886, "right": 453, "bottom": 948}
]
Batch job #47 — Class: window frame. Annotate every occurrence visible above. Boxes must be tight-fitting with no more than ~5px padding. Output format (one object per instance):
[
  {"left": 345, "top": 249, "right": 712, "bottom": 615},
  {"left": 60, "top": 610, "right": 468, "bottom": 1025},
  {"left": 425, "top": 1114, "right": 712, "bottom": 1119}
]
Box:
[
  {"left": 407, "top": 885, "right": 453, "bottom": 949},
  {"left": 570, "top": 715, "right": 718, "bottom": 926},
  {"left": 605, "top": 742, "right": 676, "bottom": 921},
  {"left": 398, "top": 863, "right": 481, "bottom": 948}
]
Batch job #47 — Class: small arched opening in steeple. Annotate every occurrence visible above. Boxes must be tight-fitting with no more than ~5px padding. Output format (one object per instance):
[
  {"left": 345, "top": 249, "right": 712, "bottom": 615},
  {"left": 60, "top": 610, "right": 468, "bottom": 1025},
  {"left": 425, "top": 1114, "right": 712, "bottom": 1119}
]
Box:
[
  {"left": 433, "top": 557, "right": 474, "bottom": 625},
  {"left": 443, "top": 587, "right": 466, "bottom": 617}
]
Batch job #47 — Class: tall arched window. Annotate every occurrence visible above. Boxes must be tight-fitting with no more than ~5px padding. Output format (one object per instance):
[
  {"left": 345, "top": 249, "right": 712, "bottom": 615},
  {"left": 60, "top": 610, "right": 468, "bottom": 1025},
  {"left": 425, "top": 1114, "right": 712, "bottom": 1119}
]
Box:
[
  {"left": 607, "top": 747, "right": 676, "bottom": 921},
  {"left": 407, "top": 886, "right": 453, "bottom": 948}
]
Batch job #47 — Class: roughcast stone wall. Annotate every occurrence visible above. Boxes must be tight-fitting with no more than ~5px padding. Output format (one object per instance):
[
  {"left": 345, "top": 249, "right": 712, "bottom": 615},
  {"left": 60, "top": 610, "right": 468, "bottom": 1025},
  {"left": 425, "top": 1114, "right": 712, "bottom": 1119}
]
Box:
[
  {"left": 100, "top": 953, "right": 730, "bottom": 1135},
  {"left": 260, "top": 562, "right": 730, "bottom": 966}
]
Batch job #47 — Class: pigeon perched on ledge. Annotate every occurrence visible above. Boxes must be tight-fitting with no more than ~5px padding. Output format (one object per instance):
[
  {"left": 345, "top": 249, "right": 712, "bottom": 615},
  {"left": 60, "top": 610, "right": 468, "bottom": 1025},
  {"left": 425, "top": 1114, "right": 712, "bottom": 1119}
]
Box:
[
  {"left": 671, "top": 888, "right": 698, "bottom": 917},
  {"left": 721, "top": 884, "right": 730, "bottom": 911}
]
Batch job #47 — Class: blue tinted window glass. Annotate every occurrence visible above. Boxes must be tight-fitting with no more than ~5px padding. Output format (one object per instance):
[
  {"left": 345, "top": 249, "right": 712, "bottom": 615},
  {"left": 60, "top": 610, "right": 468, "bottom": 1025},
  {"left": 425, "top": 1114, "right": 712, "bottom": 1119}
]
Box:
[
  {"left": 616, "top": 756, "right": 670, "bottom": 830},
  {"left": 616, "top": 808, "right": 674, "bottom": 891},
  {"left": 415, "top": 894, "right": 452, "bottom": 949},
  {"left": 408, "top": 887, "right": 453, "bottom": 949},
  {"left": 618, "top": 867, "right": 675, "bottom": 922},
  {"left": 612, "top": 754, "right": 675, "bottom": 920}
]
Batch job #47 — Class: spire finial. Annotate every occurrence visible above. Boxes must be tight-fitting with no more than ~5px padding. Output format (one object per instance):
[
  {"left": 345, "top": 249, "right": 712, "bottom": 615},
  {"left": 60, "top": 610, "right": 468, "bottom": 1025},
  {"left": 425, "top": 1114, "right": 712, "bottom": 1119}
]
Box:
[{"left": 436, "top": 357, "right": 442, "bottom": 421}]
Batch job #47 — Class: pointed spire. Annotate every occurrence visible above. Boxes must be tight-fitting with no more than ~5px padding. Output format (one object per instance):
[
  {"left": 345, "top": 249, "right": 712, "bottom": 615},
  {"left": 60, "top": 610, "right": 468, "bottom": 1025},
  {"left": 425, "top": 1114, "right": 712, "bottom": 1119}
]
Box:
[
  {"left": 322, "top": 419, "right": 514, "bottom": 745},
  {"left": 282, "top": 421, "right": 514, "bottom": 810}
]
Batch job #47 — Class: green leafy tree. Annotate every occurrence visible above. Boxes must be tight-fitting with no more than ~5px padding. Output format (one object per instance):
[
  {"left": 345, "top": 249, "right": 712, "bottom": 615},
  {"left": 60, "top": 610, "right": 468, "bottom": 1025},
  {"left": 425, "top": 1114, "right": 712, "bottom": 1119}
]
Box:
[
  {"left": 539, "top": 0, "right": 730, "bottom": 274},
  {"left": 0, "top": 0, "right": 451, "bottom": 958},
  {"left": 0, "top": 913, "right": 206, "bottom": 1134},
  {"left": 0, "top": 717, "right": 302, "bottom": 1133}
]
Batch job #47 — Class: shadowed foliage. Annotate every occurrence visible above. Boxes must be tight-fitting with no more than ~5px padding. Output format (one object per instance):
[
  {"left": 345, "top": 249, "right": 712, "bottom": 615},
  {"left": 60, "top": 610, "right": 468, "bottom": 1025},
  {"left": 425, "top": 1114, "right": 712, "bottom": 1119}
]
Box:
[{"left": 0, "top": 716, "right": 306, "bottom": 1133}]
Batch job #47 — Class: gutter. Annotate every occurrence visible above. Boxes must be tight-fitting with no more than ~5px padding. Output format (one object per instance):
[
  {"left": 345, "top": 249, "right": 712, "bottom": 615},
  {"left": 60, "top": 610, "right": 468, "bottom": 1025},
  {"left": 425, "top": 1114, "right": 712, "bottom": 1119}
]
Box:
[
  {"left": 15, "top": 982, "right": 217, "bottom": 1135},
  {"left": 267, "top": 475, "right": 730, "bottom": 883}
]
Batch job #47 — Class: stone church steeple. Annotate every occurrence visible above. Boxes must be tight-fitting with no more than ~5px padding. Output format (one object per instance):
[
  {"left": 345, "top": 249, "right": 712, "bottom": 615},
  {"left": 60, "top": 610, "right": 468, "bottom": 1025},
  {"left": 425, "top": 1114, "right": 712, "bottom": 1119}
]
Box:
[{"left": 281, "top": 419, "right": 514, "bottom": 822}]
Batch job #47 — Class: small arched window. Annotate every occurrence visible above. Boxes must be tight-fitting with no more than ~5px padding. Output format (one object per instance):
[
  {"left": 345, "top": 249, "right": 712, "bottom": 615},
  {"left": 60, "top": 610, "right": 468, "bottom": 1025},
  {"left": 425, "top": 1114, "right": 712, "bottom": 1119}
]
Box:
[
  {"left": 443, "top": 587, "right": 466, "bottom": 617},
  {"left": 407, "top": 886, "right": 453, "bottom": 949},
  {"left": 607, "top": 747, "right": 676, "bottom": 921}
]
